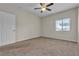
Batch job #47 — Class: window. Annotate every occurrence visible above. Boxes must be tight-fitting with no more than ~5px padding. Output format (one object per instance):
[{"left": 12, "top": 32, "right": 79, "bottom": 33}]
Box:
[{"left": 56, "top": 18, "right": 70, "bottom": 31}]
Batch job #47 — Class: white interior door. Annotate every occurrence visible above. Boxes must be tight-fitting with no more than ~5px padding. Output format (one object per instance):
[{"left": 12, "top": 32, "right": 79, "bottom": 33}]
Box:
[{"left": 0, "top": 11, "right": 16, "bottom": 46}]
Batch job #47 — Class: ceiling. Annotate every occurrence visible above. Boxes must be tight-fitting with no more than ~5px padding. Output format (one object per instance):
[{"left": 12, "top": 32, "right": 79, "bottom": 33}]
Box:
[{"left": 0, "top": 3, "right": 78, "bottom": 17}]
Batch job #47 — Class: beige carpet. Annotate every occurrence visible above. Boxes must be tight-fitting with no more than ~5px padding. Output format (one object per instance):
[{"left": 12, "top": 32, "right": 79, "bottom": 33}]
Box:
[{"left": 0, "top": 37, "right": 79, "bottom": 56}]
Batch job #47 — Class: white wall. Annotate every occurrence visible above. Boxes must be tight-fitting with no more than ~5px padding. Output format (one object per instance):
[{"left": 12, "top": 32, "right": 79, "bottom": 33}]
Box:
[
  {"left": 41, "top": 8, "right": 78, "bottom": 42},
  {"left": 16, "top": 11, "right": 40, "bottom": 41},
  {"left": 0, "top": 7, "right": 40, "bottom": 42}
]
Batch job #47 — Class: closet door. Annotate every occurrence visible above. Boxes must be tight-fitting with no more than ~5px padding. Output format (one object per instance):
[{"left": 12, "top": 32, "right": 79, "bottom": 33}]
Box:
[{"left": 0, "top": 12, "right": 16, "bottom": 46}]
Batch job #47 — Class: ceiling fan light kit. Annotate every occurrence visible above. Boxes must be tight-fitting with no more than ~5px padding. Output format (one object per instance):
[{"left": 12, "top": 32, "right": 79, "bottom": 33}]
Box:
[{"left": 41, "top": 8, "right": 46, "bottom": 11}]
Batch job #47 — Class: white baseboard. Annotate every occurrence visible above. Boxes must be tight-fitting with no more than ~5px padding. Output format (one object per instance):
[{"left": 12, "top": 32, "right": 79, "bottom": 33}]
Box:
[{"left": 40, "top": 36, "right": 77, "bottom": 43}]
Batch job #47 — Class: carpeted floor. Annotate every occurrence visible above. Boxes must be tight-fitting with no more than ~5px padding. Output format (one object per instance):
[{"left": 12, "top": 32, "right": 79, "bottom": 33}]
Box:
[{"left": 0, "top": 37, "right": 79, "bottom": 56}]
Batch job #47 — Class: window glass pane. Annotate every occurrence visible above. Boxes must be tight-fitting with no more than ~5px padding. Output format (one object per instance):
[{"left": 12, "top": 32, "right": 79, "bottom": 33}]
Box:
[
  {"left": 56, "top": 20, "right": 63, "bottom": 31},
  {"left": 63, "top": 18, "right": 70, "bottom": 31}
]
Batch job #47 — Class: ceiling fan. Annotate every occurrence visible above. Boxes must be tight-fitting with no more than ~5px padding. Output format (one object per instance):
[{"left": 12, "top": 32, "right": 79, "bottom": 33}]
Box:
[{"left": 34, "top": 3, "right": 54, "bottom": 13}]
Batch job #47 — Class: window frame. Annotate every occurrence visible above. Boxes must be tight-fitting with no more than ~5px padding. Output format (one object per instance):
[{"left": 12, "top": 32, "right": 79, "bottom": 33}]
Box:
[{"left": 56, "top": 17, "right": 70, "bottom": 32}]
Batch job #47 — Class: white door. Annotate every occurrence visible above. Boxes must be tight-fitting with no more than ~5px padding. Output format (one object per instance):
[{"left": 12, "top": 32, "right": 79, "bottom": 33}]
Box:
[{"left": 0, "top": 11, "right": 16, "bottom": 46}]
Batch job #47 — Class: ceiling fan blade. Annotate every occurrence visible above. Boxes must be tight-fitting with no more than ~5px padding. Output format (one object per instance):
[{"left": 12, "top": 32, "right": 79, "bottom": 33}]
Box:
[
  {"left": 40, "top": 3, "right": 45, "bottom": 6},
  {"left": 46, "top": 3, "right": 54, "bottom": 7},
  {"left": 40, "top": 3, "right": 43, "bottom": 6},
  {"left": 46, "top": 8, "right": 51, "bottom": 11},
  {"left": 34, "top": 8, "right": 41, "bottom": 9}
]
